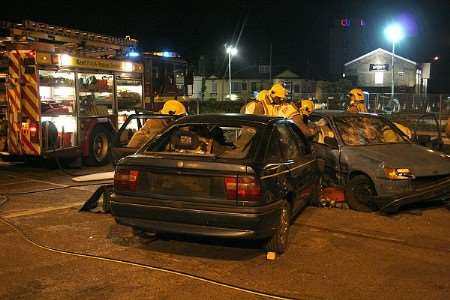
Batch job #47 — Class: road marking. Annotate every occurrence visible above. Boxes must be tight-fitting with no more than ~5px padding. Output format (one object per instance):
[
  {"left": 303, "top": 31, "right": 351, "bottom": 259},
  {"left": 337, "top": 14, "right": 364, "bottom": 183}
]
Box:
[
  {"left": 3, "top": 174, "right": 98, "bottom": 192},
  {"left": 1, "top": 202, "right": 85, "bottom": 219}
]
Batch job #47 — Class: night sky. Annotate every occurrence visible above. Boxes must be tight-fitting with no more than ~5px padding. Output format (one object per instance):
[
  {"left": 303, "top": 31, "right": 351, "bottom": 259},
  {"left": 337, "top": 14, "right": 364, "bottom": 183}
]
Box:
[{"left": 2, "top": 0, "right": 449, "bottom": 92}]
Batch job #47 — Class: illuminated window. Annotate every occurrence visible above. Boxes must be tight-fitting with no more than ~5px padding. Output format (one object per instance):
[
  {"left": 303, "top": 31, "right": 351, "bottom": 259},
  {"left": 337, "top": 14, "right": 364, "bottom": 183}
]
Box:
[
  {"left": 374, "top": 72, "right": 383, "bottom": 85},
  {"left": 211, "top": 81, "right": 217, "bottom": 94}
]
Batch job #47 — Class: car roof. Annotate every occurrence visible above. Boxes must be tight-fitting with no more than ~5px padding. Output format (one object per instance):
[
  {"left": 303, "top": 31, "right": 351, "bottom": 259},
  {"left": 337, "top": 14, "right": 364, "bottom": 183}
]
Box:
[
  {"left": 312, "top": 110, "right": 379, "bottom": 118},
  {"left": 175, "top": 113, "right": 283, "bottom": 126}
]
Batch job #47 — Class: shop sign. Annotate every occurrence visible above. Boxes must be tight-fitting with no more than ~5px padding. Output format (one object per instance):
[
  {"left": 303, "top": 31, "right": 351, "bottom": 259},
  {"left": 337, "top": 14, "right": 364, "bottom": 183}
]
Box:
[{"left": 369, "top": 64, "right": 389, "bottom": 71}]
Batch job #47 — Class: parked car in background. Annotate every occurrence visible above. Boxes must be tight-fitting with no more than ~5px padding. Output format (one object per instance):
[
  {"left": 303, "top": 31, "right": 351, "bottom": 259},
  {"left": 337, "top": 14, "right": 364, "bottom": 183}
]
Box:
[
  {"left": 111, "top": 114, "right": 322, "bottom": 253},
  {"left": 310, "top": 111, "right": 450, "bottom": 213}
]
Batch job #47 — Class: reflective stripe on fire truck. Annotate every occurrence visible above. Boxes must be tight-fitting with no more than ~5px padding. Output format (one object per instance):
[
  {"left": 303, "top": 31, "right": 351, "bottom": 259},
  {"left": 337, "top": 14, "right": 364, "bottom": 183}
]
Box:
[
  {"left": 18, "top": 50, "right": 40, "bottom": 155},
  {"left": 6, "top": 50, "right": 40, "bottom": 155},
  {"left": 7, "top": 51, "right": 22, "bottom": 154}
]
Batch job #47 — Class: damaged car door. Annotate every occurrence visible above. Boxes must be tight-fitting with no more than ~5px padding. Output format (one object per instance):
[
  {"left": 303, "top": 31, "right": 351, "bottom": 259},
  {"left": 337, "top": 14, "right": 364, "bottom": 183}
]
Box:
[
  {"left": 310, "top": 115, "right": 342, "bottom": 186},
  {"left": 111, "top": 113, "right": 176, "bottom": 164}
]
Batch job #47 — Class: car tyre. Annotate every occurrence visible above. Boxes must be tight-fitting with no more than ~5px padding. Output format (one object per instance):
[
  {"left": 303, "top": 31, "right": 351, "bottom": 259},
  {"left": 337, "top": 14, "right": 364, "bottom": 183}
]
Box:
[
  {"left": 85, "top": 126, "right": 112, "bottom": 166},
  {"left": 345, "top": 175, "right": 377, "bottom": 212},
  {"left": 265, "top": 200, "right": 291, "bottom": 254}
]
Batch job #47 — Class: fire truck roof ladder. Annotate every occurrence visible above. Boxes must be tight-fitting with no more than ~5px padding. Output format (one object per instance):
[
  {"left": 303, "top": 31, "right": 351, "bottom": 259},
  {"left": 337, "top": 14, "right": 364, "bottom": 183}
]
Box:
[{"left": 0, "top": 20, "right": 138, "bottom": 57}]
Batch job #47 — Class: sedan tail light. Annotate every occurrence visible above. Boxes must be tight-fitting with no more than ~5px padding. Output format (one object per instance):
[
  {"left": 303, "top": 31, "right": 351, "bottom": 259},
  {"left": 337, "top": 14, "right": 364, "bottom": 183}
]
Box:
[
  {"left": 225, "top": 176, "right": 261, "bottom": 201},
  {"left": 114, "top": 169, "right": 140, "bottom": 192}
]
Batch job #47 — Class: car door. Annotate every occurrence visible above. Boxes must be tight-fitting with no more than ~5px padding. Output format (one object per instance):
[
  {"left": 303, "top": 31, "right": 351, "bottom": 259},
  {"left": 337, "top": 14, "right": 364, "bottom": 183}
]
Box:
[
  {"left": 111, "top": 114, "right": 174, "bottom": 164},
  {"left": 261, "top": 125, "right": 292, "bottom": 205},
  {"left": 412, "top": 114, "right": 443, "bottom": 150},
  {"left": 309, "top": 115, "right": 341, "bottom": 185},
  {"left": 276, "top": 122, "right": 316, "bottom": 214}
]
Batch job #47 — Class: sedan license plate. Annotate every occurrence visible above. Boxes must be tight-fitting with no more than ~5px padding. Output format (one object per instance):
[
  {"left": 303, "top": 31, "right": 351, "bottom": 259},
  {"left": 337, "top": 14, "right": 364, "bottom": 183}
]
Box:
[{"left": 149, "top": 173, "right": 211, "bottom": 198}]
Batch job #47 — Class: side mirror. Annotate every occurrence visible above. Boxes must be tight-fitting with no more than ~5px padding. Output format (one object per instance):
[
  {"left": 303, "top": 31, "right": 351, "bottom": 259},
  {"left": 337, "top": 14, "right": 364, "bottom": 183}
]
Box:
[{"left": 324, "top": 136, "right": 338, "bottom": 149}]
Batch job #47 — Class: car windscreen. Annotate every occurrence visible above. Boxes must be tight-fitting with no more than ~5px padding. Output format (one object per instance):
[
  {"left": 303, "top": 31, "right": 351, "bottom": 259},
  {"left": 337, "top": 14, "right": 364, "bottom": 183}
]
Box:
[
  {"left": 145, "top": 124, "right": 258, "bottom": 159},
  {"left": 334, "top": 116, "right": 408, "bottom": 146}
]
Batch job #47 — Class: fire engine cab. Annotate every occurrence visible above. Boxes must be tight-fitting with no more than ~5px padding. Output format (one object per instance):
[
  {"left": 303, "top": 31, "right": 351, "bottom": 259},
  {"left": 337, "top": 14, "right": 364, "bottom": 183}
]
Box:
[{"left": 0, "top": 20, "right": 144, "bottom": 165}]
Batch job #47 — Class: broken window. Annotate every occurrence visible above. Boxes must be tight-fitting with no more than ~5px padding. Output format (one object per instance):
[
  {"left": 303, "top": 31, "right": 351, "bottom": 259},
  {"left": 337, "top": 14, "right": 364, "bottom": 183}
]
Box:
[
  {"left": 147, "top": 124, "right": 257, "bottom": 159},
  {"left": 335, "top": 116, "right": 408, "bottom": 146}
]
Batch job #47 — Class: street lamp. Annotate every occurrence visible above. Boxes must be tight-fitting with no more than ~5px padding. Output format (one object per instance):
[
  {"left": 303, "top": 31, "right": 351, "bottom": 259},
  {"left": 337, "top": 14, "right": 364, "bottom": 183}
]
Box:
[
  {"left": 384, "top": 23, "right": 404, "bottom": 99},
  {"left": 225, "top": 44, "right": 238, "bottom": 100}
]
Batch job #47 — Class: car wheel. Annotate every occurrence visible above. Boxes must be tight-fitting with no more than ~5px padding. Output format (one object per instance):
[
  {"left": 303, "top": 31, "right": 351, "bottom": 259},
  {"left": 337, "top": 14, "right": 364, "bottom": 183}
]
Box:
[
  {"left": 345, "top": 175, "right": 378, "bottom": 212},
  {"left": 265, "top": 200, "right": 291, "bottom": 254},
  {"left": 85, "top": 126, "right": 112, "bottom": 166}
]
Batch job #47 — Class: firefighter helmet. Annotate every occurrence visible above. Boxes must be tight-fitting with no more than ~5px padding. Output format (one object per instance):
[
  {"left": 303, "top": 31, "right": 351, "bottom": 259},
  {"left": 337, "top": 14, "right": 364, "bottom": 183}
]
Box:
[
  {"left": 348, "top": 88, "right": 364, "bottom": 102},
  {"left": 300, "top": 99, "right": 315, "bottom": 116},
  {"left": 160, "top": 100, "right": 187, "bottom": 115},
  {"left": 268, "top": 83, "right": 288, "bottom": 103}
]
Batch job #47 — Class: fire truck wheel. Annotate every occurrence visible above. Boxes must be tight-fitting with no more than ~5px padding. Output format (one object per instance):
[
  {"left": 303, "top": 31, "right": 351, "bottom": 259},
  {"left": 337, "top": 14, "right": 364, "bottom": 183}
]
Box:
[{"left": 85, "top": 126, "right": 112, "bottom": 166}]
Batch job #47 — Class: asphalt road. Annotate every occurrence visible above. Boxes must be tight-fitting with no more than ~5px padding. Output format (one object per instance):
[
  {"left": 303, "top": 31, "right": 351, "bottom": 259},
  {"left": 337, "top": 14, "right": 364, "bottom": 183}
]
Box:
[{"left": 0, "top": 161, "right": 449, "bottom": 300}]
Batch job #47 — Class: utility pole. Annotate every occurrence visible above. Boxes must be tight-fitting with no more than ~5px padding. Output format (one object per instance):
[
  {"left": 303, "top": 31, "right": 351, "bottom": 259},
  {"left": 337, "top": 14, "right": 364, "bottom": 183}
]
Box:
[{"left": 269, "top": 43, "right": 272, "bottom": 82}]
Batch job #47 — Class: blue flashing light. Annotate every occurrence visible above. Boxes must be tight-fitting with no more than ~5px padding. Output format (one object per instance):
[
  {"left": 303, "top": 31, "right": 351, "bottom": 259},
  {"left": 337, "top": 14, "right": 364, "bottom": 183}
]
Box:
[
  {"left": 128, "top": 51, "right": 140, "bottom": 57},
  {"left": 126, "top": 47, "right": 140, "bottom": 58},
  {"left": 163, "top": 51, "right": 171, "bottom": 57}
]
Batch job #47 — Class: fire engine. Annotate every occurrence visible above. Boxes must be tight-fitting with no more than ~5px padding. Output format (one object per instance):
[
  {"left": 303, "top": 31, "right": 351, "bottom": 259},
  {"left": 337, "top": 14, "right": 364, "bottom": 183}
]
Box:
[{"left": 0, "top": 20, "right": 191, "bottom": 165}]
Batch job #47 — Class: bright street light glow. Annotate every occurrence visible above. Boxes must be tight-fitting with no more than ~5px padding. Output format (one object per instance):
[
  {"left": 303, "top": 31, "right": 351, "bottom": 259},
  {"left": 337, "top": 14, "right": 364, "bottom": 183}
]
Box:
[
  {"left": 433, "top": 56, "right": 439, "bottom": 61},
  {"left": 226, "top": 46, "right": 238, "bottom": 56},
  {"left": 384, "top": 24, "right": 404, "bottom": 43}
]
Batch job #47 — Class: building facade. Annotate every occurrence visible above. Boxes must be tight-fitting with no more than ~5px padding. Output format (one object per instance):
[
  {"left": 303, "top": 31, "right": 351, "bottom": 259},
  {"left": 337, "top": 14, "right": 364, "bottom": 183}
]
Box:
[
  {"left": 199, "top": 69, "right": 317, "bottom": 101},
  {"left": 344, "top": 48, "right": 423, "bottom": 94}
]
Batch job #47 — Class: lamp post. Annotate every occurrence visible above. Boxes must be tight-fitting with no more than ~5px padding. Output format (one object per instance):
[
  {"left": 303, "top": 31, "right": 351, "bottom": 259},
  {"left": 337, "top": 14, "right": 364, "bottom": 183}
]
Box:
[
  {"left": 384, "top": 24, "right": 404, "bottom": 100},
  {"left": 225, "top": 44, "right": 237, "bottom": 100}
]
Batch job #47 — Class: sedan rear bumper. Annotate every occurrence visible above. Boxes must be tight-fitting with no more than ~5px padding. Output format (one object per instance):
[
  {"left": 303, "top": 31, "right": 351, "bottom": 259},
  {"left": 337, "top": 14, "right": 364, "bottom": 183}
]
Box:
[
  {"left": 110, "top": 194, "right": 282, "bottom": 239},
  {"left": 377, "top": 177, "right": 450, "bottom": 214}
]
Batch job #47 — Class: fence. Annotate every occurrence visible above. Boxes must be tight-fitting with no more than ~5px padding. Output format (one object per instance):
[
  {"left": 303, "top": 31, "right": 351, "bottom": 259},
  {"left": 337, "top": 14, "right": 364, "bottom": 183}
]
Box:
[
  {"left": 308, "top": 93, "right": 450, "bottom": 117},
  {"left": 183, "top": 93, "right": 449, "bottom": 117}
]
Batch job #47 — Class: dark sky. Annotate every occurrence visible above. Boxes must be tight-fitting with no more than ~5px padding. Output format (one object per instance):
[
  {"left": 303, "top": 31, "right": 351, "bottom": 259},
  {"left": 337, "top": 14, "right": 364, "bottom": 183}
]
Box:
[{"left": 2, "top": 0, "right": 449, "bottom": 92}]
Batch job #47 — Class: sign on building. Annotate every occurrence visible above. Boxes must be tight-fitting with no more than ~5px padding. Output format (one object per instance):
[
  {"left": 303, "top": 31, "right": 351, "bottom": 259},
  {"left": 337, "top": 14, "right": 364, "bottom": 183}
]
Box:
[{"left": 369, "top": 64, "right": 389, "bottom": 71}]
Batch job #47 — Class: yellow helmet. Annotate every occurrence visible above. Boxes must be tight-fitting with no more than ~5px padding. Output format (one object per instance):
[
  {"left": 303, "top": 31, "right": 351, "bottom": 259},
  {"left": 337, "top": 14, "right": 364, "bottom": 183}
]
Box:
[
  {"left": 160, "top": 100, "right": 187, "bottom": 115},
  {"left": 269, "top": 83, "right": 288, "bottom": 103},
  {"left": 348, "top": 88, "right": 364, "bottom": 102},
  {"left": 300, "top": 99, "right": 315, "bottom": 116}
]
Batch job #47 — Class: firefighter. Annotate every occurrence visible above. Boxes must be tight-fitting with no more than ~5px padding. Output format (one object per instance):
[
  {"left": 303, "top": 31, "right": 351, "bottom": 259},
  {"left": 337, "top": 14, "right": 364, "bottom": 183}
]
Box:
[
  {"left": 347, "top": 88, "right": 368, "bottom": 113},
  {"left": 127, "top": 100, "right": 186, "bottom": 148},
  {"left": 316, "top": 118, "right": 335, "bottom": 144},
  {"left": 272, "top": 87, "right": 319, "bottom": 137},
  {"left": 241, "top": 82, "right": 290, "bottom": 116},
  {"left": 299, "top": 99, "right": 315, "bottom": 122},
  {"left": 240, "top": 90, "right": 268, "bottom": 115}
]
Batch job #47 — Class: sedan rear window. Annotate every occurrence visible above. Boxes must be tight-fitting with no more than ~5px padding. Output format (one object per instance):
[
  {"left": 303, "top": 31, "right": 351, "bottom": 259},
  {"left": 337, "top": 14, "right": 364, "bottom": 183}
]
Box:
[{"left": 146, "top": 124, "right": 257, "bottom": 159}]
